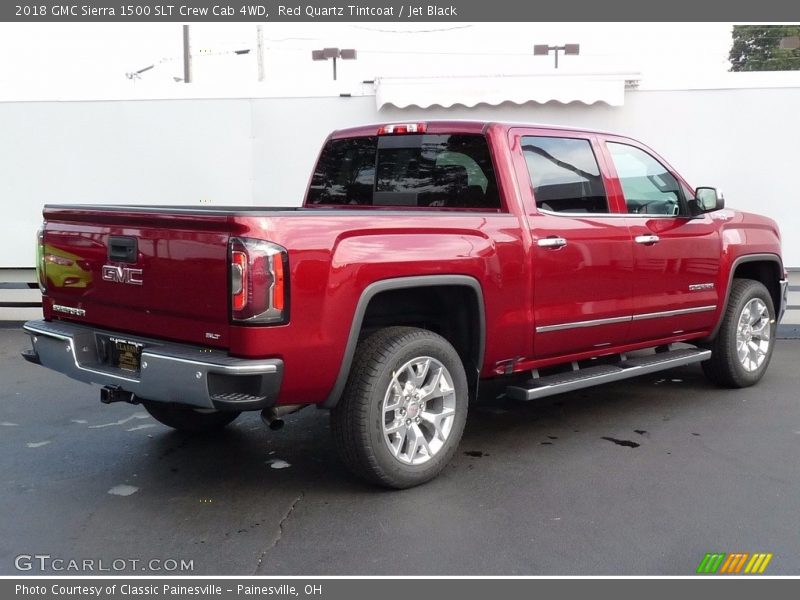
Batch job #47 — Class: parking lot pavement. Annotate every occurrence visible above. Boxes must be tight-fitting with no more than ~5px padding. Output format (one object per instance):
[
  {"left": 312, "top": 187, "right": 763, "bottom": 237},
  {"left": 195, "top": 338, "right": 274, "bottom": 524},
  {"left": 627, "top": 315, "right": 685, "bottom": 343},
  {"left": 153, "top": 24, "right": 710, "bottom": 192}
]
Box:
[{"left": 1, "top": 325, "right": 799, "bottom": 576}]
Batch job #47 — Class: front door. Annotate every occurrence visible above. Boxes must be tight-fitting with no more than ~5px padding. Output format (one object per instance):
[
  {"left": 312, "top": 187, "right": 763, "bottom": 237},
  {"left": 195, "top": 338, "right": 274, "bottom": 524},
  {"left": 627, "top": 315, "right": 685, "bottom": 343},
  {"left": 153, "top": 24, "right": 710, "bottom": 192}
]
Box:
[
  {"left": 510, "top": 129, "right": 635, "bottom": 360},
  {"left": 601, "top": 137, "right": 721, "bottom": 343}
]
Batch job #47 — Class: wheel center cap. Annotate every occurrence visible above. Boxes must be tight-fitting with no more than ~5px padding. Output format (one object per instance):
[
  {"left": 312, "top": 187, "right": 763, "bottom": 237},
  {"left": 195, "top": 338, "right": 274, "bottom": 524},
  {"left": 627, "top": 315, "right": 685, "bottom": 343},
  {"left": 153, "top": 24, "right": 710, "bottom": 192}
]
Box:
[{"left": 406, "top": 402, "right": 420, "bottom": 419}]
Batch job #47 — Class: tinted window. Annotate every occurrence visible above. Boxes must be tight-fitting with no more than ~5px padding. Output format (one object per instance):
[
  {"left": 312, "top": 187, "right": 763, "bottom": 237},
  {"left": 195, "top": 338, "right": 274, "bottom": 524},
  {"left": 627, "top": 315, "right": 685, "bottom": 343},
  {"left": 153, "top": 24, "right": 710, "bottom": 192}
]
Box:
[
  {"left": 607, "top": 143, "right": 683, "bottom": 215},
  {"left": 306, "top": 134, "right": 501, "bottom": 209},
  {"left": 522, "top": 136, "right": 608, "bottom": 213},
  {"left": 307, "top": 136, "right": 377, "bottom": 206}
]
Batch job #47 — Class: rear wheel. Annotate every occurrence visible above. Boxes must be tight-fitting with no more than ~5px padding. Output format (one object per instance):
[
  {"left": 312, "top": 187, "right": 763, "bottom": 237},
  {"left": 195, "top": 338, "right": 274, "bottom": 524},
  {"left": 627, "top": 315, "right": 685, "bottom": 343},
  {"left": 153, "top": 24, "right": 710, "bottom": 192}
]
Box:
[
  {"left": 141, "top": 400, "right": 240, "bottom": 433},
  {"left": 331, "top": 326, "right": 469, "bottom": 489},
  {"left": 702, "top": 279, "right": 776, "bottom": 388}
]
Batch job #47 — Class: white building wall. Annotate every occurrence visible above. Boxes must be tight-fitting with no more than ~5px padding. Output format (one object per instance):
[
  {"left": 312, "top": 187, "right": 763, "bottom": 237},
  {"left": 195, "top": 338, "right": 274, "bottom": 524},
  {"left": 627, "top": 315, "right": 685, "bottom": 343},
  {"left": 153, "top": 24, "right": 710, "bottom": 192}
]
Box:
[{"left": 2, "top": 88, "right": 799, "bottom": 269}]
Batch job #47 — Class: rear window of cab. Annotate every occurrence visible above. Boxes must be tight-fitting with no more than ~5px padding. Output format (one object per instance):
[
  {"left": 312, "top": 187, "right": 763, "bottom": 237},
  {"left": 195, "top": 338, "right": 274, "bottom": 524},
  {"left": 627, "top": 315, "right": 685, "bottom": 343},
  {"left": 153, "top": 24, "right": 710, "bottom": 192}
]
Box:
[{"left": 306, "top": 134, "right": 502, "bottom": 210}]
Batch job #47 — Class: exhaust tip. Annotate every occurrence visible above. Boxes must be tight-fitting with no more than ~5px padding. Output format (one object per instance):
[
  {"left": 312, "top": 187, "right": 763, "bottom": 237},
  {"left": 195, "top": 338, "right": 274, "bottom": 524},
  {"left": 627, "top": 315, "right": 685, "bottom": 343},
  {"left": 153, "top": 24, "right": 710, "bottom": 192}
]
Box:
[
  {"left": 21, "top": 349, "right": 41, "bottom": 365},
  {"left": 260, "top": 408, "right": 285, "bottom": 431}
]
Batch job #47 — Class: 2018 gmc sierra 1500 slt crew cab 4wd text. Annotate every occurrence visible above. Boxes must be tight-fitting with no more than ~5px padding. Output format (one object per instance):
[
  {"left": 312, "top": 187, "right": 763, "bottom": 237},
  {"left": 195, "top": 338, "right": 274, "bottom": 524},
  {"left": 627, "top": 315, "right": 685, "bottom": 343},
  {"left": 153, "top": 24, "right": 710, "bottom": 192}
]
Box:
[{"left": 22, "top": 121, "right": 789, "bottom": 488}]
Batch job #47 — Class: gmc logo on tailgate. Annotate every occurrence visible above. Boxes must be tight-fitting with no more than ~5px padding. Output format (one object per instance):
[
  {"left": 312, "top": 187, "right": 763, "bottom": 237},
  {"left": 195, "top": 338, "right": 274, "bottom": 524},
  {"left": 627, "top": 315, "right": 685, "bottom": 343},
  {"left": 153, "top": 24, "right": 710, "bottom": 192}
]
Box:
[{"left": 101, "top": 265, "right": 143, "bottom": 286}]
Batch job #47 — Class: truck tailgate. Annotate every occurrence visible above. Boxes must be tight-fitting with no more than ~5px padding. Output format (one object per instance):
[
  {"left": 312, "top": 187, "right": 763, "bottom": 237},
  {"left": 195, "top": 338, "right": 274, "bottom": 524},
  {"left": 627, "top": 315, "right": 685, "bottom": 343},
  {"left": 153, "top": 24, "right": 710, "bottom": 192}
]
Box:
[{"left": 41, "top": 206, "right": 233, "bottom": 347}]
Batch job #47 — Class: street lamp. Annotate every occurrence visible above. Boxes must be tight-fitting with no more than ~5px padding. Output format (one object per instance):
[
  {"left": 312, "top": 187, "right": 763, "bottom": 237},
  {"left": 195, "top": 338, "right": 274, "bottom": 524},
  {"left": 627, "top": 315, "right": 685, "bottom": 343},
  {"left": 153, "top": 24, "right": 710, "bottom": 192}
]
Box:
[
  {"left": 127, "top": 46, "right": 252, "bottom": 83},
  {"left": 127, "top": 25, "right": 253, "bottom": 84},
  {"left": 534, "top": 43, "right": 580, "bottom": 69},
  {"left": 312, "top": 48, "right": 357, "bottom": 81},
  {"left": 125, "top": 64, "right": 155, "bottom": 81}
]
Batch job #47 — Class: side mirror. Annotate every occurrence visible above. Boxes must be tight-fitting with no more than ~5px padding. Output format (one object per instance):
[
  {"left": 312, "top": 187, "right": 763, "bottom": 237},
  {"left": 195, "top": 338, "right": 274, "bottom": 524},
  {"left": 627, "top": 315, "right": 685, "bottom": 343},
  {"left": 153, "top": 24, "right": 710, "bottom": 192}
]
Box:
[{"left": 695, "top": 187, "right": 725, "bottom": 212}]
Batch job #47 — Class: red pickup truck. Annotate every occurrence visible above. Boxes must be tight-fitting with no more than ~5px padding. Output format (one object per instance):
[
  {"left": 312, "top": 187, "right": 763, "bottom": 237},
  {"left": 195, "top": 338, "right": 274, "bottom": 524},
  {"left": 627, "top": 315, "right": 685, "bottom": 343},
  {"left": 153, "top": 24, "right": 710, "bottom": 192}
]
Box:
[{"left": 23, "top": 121, "right": 789, "bottom": 488}]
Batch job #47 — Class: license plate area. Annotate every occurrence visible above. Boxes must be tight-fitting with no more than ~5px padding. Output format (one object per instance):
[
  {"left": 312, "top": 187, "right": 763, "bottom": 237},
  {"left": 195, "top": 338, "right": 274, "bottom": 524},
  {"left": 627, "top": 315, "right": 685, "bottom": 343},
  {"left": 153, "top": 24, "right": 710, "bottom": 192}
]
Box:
[{"left": 99, "top": 335, "right": 144, "bottom": 373}]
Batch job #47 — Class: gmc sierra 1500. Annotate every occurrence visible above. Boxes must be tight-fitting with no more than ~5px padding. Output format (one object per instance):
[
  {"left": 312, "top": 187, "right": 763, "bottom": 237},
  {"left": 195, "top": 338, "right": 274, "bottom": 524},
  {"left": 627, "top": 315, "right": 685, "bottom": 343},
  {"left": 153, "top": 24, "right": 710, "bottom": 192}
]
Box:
[{"left": 22, "top": 121, "right": 789, "bottom": 488}]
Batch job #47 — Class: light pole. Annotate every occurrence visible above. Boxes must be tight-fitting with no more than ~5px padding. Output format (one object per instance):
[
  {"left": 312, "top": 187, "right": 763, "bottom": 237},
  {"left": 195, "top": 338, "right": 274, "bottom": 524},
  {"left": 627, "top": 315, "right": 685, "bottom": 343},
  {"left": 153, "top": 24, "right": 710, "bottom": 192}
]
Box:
[
  {"left": 182, "top": 25, "right": 192, "bottom": 83},
  {"left": 534, "top": 43, "right": 580, "bottom": 69},
  {"left": 256, "top": 25, "right": 265, "bottom": 82},
  {"left": 311, "top": 48, "right": 357, "bottom": 81}
]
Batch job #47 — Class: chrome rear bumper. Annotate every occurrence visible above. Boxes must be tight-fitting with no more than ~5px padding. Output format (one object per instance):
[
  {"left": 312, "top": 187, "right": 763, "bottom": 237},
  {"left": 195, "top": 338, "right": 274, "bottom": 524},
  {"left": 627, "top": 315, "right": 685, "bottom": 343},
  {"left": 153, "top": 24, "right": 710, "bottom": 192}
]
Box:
[{"left": 22, "top": 320, "right": 283, "bottom": 411}]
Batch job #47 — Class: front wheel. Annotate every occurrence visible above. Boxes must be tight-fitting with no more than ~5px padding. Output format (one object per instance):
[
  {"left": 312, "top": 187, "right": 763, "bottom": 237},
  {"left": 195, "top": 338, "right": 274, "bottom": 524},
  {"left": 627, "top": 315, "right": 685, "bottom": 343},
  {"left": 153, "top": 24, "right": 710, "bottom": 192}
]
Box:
[
  {"left": 331, "top": 326, "right": 469, "bottom": 489},
  {"left": 702, "top": 278, "right": 776, "bottom": 388},
  {"left": 141, "top": 400, "right": 240, "bottom": 433}
]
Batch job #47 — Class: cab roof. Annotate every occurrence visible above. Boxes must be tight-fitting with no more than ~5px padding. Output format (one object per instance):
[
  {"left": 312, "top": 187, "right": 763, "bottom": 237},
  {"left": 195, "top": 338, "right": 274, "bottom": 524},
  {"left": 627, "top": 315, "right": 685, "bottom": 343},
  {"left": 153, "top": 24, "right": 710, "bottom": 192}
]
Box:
[{"left": 329, "top": 120, "right": 614, "bottom": 140}]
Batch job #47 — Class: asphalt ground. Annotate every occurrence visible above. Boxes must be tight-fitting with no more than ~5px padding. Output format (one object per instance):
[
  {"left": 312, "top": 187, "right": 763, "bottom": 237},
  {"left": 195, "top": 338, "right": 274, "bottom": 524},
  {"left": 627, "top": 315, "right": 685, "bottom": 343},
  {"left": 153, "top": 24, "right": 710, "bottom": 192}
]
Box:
[{"left": 1, "top": 325, "right": 798, "bottom": 576}]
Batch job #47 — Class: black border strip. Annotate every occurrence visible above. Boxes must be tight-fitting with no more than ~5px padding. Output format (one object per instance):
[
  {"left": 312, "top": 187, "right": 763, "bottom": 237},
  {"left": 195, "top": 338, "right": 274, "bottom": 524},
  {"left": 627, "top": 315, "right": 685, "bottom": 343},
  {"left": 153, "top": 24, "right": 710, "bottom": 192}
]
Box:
[{"left": 0, "top": 302, "right": 42, "bottom": 308}]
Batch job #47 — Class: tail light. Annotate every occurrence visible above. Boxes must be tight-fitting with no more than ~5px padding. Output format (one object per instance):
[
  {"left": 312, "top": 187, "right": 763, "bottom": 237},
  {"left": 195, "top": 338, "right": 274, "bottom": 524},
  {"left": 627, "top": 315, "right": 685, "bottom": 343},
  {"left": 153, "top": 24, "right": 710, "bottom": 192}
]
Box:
[
  {"left": 229, "top": 237, "right": 289, "bottom": 325},
  {"left": 35, "top": 225, "right": 47, "bottom": 293}
]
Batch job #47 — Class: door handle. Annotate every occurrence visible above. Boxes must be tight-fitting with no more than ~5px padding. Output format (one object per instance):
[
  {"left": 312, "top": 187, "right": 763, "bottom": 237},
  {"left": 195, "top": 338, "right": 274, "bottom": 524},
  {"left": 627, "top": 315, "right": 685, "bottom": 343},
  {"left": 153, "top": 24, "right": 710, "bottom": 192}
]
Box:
[
  {"left": 107, "top": 236, "right": 138, "bottom": 263},
  {"left": 537, "top": 237, "right": 567, "bottom": 249},
  {"left": 634, "top": 235, "right": 660, "bottom": 245}
]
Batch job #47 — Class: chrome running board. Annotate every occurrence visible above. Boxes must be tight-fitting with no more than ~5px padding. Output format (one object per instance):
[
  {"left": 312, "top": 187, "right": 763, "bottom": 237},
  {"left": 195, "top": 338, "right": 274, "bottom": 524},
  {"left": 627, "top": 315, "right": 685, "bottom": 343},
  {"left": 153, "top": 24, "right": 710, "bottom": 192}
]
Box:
[{"left": 505, "top": 347, "right": 711, "bottom": 401}]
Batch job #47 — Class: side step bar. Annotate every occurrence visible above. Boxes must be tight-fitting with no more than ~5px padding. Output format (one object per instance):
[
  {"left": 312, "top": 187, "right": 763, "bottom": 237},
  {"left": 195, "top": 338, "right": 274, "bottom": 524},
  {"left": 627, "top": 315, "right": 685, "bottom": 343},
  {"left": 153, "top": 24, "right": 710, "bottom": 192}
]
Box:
[{"left": 505, "top": 348, "right": 712, "bottom": 401}]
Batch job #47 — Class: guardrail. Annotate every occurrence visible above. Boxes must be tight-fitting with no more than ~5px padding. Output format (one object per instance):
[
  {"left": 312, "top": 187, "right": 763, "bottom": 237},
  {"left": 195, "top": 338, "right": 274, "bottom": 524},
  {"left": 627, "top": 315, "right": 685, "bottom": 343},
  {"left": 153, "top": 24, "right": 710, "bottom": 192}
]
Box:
[
  {"left": 0, "top": 269, "right": 42, "bottom": 322},
  {"left": 781, "top": 270, "right": 800, "bottom": 338}
]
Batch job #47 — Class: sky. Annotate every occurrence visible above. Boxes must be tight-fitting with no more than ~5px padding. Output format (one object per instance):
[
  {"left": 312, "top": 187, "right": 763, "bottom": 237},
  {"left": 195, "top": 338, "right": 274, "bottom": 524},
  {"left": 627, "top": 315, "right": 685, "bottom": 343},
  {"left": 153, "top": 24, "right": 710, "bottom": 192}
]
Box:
[{"left": 0, "top": 22, "right": 735, "bottom": 97}]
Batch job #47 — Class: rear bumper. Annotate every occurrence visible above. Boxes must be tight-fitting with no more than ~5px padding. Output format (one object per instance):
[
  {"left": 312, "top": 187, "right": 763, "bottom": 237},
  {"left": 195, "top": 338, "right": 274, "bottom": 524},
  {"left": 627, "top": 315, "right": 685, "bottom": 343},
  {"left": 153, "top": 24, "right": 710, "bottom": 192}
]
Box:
[{"left": 22, "top": 319, "right": 283, "bottom": 411}]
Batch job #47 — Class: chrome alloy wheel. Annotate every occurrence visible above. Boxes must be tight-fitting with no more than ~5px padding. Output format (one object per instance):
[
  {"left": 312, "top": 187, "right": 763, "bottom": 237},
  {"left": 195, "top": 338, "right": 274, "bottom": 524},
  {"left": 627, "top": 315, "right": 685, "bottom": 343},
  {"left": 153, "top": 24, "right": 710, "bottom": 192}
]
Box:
[
  {"left": 381, "top": 356, "right": 457, "bottom": 466},
  {"left": 736, "top": 298, "right": 771, "bottom": 372}
]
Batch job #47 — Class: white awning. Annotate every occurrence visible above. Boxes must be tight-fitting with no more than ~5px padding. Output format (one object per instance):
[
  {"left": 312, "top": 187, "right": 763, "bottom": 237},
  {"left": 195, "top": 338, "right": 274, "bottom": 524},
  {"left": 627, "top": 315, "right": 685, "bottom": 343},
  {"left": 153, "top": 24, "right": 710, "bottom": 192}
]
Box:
[{"left": 375, "top": 73, "right": 640, "bottom": 110}]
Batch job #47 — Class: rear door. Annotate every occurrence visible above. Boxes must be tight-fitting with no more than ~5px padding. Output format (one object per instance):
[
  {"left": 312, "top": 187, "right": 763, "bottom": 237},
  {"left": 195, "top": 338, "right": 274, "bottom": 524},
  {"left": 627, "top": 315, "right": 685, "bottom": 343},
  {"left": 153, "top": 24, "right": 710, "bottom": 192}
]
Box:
[
  {"left": 509, "top": 128, "right": 634, "bottom": 360},
  {"left": 600, "top": 137, "right": 721, "bottom": 342}
]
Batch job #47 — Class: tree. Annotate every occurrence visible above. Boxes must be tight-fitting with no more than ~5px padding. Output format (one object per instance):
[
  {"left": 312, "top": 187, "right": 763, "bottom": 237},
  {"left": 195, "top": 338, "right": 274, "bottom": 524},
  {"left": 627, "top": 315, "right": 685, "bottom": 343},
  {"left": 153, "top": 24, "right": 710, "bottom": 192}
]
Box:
[{"left": 729, "top": 25, "right": 800, "bottom": 71}]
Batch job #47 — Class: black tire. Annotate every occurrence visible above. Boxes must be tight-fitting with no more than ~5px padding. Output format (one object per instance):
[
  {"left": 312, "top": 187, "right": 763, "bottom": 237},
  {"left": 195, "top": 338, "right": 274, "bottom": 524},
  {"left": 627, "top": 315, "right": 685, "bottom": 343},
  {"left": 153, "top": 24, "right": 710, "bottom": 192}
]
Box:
[
  {"left": 702, "top": 278, "right": 776, "bottom": 388},
  {"left": 141, "top": 400, "right": 240, "bottom": 433},
  {"left": 331, "top": 326, "right": 469, "bottom": 489}
]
